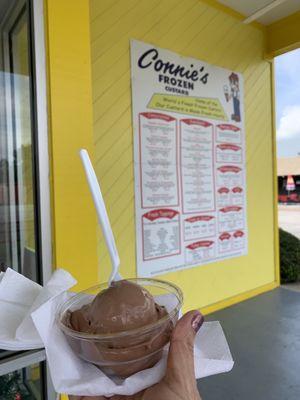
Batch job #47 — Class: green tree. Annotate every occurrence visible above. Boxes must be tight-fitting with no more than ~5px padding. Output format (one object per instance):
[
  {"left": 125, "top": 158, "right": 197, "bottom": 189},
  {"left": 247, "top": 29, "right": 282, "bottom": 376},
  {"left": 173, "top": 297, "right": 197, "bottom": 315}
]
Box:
[{"left": 280, "top": 228, "right": 300, "bottom": 283}]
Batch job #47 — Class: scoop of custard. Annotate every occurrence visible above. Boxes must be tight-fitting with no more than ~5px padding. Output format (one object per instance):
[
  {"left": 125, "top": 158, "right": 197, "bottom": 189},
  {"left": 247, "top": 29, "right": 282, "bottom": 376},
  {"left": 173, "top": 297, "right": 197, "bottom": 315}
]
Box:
[
  {"left": 70, "top": 280, "right": 167, "bottom": 334},
  {"left": 65, "top": 280, "right": 172, "bottom": 378}
]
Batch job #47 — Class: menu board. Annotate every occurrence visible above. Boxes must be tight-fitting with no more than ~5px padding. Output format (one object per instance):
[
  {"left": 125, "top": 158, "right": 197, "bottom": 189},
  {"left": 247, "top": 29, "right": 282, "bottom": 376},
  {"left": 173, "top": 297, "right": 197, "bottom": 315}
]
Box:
[{"left": 130, "top": 40, "right": 247, "bottom": 277}]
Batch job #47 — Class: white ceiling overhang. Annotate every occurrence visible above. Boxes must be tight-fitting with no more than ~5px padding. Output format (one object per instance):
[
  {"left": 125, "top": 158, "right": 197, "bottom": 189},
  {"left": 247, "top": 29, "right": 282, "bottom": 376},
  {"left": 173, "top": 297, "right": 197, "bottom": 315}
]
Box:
[{"left": 217, "top": 0, "right": 300, "bottom": 25}]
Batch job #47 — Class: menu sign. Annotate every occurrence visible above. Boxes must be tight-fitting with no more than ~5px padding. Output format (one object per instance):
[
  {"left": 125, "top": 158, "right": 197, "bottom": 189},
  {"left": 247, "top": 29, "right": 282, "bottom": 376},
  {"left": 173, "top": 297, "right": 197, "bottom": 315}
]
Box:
[{"left": 131, "top": 40, "right": 248, "bottom": 277}]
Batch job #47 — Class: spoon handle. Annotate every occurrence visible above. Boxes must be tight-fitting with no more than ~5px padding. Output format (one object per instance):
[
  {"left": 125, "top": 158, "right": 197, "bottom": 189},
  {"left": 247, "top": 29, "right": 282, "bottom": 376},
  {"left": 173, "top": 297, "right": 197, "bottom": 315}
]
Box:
[{"left": 79, "top": 149, "right": 121, "bottom": 284}]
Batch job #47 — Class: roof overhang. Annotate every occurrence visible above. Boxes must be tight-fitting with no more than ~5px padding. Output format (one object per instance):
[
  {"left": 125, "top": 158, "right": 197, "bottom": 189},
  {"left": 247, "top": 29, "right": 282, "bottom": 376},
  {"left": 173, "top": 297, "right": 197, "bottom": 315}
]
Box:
[
  {"left": 210, "top": 0, "right": 300, "bottom": 58},
  {"left": 217, "top": 0, "right": 300, "bottom": 25}
]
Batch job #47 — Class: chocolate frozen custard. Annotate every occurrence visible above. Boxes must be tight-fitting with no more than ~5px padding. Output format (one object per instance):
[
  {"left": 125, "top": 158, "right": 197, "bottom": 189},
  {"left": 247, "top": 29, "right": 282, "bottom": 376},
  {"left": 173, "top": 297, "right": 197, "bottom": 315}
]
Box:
[
  {"left": 64, "top": 280, "right": 173, "bottom": 377},
  {"left": 70, "top": 280, "right": 167, "bottom": 334}
]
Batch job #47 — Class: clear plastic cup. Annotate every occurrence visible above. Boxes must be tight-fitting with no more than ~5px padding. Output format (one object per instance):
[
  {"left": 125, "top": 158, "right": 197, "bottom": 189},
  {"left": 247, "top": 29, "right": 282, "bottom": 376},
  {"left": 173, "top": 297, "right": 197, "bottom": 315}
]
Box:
[{"left": 57, "top": 278, "right": 183, "bottom": 378}]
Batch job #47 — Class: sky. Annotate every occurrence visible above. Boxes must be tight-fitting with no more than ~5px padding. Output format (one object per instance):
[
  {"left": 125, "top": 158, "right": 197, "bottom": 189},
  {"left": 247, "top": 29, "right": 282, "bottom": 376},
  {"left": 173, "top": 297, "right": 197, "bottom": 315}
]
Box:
[{"left": 275, "top": 48, "right": 300, "bottom": 158}]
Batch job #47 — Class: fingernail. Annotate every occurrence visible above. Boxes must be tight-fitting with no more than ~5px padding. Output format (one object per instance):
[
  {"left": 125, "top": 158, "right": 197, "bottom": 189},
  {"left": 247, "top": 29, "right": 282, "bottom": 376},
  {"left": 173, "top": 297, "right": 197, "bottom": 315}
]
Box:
[{"left": 191, "top": 312, "right": 204, "bottom": 333}]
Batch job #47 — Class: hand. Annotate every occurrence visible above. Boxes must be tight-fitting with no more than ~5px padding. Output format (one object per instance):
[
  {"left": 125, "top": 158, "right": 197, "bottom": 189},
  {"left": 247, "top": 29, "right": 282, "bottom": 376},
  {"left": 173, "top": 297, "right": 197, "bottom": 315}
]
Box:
[{"left": 69, "top": 310, "right": 204, "bottom": 400}]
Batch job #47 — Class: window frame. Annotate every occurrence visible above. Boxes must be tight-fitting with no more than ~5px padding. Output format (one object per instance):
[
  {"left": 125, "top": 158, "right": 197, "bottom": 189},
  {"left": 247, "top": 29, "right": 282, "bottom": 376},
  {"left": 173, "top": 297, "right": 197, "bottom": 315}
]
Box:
[{"left": 0, "top": 0, "right": 54, "bottom": 398}]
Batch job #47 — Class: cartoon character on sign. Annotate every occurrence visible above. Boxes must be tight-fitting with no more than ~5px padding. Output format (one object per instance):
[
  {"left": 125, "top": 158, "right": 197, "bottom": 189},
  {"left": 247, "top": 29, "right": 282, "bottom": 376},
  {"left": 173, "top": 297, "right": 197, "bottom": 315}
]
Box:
[{"left": 224, "top": 72, "right": 241, "bottom": 122}]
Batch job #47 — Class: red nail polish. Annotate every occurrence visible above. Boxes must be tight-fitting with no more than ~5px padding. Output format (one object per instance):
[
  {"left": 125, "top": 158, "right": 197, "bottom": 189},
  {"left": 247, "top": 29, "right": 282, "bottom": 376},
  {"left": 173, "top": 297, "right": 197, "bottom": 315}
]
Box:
[{"left": 191, "top": 313, "right": 204, "bottom": 333}]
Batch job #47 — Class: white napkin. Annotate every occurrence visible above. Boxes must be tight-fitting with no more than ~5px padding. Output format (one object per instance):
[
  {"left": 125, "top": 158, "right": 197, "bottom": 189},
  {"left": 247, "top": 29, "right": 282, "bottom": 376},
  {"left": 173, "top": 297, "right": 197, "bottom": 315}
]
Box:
[
  {"left": 0, "top": 269, "right": 234, "bottom": 396},
  {"left": 0, "top": 268, "right": 76, "bottom": 350},
  {"left": 32, "top": 294, "right": 234, "bottom": 396}
]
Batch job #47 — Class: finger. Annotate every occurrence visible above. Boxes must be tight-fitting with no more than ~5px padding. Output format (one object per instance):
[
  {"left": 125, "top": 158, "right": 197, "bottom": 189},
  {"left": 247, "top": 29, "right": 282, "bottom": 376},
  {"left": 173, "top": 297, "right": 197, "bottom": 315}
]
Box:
[
  {"left": 165, "top": 310, "right": 204, "bottom": 386},
  {"left": 69, "top": 395, "right": 139, "bottom": 400},
  {"left": 68, "top": 389, "right": 144, "bottom": 400},
  {"left": 68, "top": 396, "right": 108, "bottom": 400}
]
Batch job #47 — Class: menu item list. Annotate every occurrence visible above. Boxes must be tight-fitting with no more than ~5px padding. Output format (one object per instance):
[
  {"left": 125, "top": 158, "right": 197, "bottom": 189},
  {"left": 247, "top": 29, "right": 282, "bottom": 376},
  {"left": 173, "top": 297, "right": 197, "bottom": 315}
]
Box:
[{"left": 131, "top": 40, "right": 248, "bottom": 277}]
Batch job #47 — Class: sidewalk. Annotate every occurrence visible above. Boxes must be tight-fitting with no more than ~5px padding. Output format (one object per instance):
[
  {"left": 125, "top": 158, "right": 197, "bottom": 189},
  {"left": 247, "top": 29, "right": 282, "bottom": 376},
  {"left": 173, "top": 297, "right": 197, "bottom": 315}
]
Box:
[
  {"left": 198, "top": 287, "right": 300, "bottom": 400},
  {"left": 282, "top": 282, "right": 300, "bottom": 292}
]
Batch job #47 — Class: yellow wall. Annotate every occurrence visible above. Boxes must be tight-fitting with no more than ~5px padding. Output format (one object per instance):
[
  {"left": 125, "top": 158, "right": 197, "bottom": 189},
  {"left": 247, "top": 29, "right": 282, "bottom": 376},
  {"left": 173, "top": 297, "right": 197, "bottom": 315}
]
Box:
[
  {"left": 267, "top": 11, "right": 300, "bottom": 58},
  {"left": 45, "top": 0, "right": 98, "bottom": 290},
  {"left": 89, "top": 0, "right": 278, "bottom": 313}
]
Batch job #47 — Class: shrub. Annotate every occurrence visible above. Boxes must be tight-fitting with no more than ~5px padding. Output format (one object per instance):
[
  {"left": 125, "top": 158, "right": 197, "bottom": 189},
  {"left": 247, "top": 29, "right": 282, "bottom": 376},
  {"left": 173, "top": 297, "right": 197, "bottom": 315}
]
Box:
[{"left": 280, "top": 228, "right": 300, "bottom": 283}]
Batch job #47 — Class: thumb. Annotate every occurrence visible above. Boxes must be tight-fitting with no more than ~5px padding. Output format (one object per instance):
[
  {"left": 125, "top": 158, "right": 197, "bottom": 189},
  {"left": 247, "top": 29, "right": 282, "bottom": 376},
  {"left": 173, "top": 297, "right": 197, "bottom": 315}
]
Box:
[
  {"left": 171, "top": 310, "right": 204, "bottom": 348},
  {"left": 165, "top": 310, "right": 204, "bottom": 384}
]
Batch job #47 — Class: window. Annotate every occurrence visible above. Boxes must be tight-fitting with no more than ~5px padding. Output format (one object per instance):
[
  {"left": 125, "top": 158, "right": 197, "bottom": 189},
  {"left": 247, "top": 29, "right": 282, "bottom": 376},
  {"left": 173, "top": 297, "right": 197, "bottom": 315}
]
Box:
[
  {"left": 0, "top": 0, "right": 40, "bottom": 281},
  {"left": 0, "top": 0, "right": 53, "bottom": 398},
  {"left": 0, "top": 350, "right": 46, "bottom": 400}
]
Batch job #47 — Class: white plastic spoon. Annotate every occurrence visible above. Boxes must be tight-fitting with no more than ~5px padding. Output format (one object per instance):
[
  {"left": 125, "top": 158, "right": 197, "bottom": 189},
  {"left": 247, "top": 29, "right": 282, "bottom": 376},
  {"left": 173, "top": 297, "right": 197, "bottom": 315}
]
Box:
[{"left": 79, "top": 149, "right": 121, "bottom": 284}]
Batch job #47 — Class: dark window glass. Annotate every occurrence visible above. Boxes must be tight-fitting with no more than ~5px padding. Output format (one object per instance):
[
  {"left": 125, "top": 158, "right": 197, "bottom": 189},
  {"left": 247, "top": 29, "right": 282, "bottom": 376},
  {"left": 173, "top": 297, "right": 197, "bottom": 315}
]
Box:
[
  {"left": 0, "top": 0, "right": 40, "bottom": 282},
  {"left": 0, "top": 362, "right": 44, "bottom": 400}
]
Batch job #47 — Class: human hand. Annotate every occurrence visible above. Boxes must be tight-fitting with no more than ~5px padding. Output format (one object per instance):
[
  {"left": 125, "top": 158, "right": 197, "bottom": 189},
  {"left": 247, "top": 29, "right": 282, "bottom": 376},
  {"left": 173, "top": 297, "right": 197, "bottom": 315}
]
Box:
[{"left": 69, "top": 310, "right": 204, "bottom": 400}]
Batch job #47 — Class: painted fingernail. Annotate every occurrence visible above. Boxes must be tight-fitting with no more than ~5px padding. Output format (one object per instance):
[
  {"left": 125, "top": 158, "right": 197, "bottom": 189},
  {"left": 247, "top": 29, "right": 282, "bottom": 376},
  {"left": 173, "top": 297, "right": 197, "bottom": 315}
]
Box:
[{"left": 191, "top": 312, "right": 204, "bottom": 333}]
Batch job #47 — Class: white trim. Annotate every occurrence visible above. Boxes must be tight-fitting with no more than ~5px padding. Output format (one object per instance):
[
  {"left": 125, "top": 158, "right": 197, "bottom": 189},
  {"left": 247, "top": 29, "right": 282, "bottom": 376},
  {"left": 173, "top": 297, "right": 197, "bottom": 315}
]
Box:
[
  {"left": 32, "top": 1, "right": 55, "bottom": 398},
  {"left": 32, "top": 0, "right": 52, "bottom": 285},
  {"left": 243, "top": 0, "right": 288, "bottom": 24},
  {"left": 0, "top": 350, "right": 46, "bottom": 376}
]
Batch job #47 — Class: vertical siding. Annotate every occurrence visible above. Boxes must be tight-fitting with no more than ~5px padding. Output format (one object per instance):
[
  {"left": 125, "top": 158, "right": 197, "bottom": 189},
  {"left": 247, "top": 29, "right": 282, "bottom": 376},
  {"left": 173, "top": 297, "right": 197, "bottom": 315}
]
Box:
[
  {"left": 89, "top": 0, "right": 276, "bottom": 311},
  {"left": 46, "top": 0, "right": 98, "bottom": 290}
]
